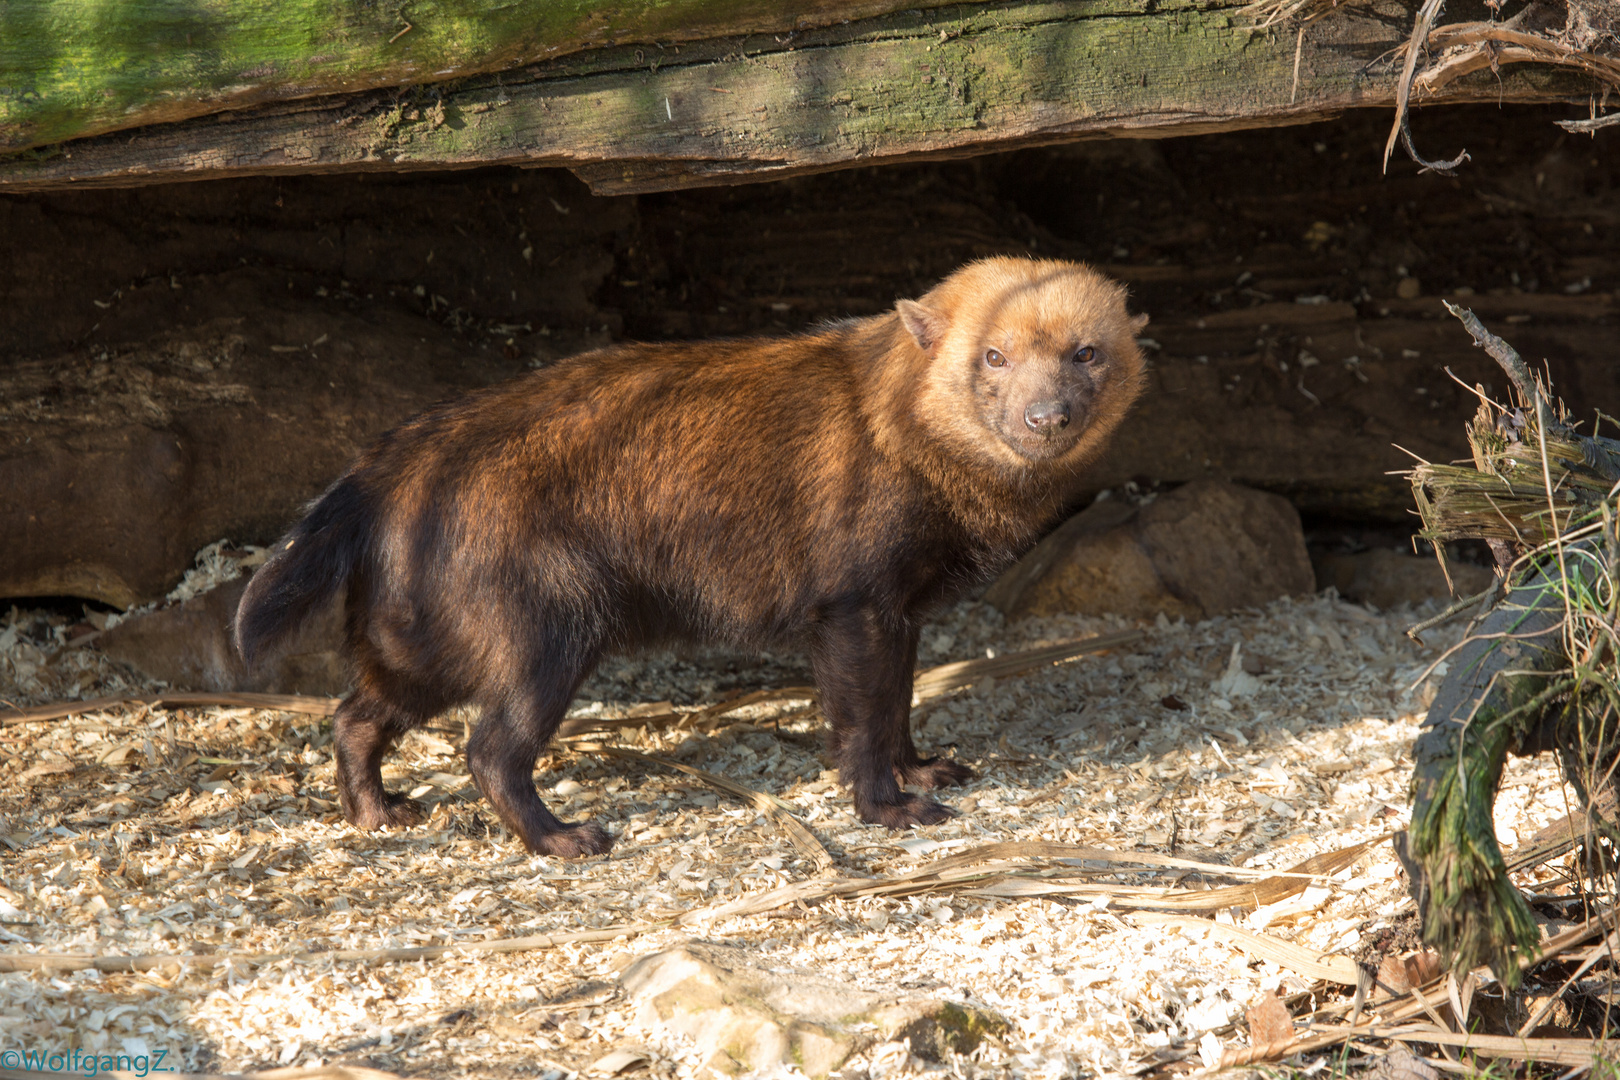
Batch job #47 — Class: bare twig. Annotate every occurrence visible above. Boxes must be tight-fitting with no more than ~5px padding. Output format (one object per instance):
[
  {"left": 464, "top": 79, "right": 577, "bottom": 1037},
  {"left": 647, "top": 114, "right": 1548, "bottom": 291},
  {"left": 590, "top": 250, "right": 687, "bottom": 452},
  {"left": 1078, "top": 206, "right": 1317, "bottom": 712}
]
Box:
[
  {"left": 1557, "top": 112, "right": 1620, "bottom": 134},
  {"left": 1383, "top": 0, "right": 1466, "bottom": 174},
  {"left": 1397, "top": 109, "right": 1471, "bottom": 175},
  {"left": 1418, "top": 25, "right": 1620, "bottom": 95},
  {"left": 1442, "top": 301, "right": 1561, "bottom": 437},
  {"left": 1407, "top": 583, "right": 1499, "bottom": 643}
]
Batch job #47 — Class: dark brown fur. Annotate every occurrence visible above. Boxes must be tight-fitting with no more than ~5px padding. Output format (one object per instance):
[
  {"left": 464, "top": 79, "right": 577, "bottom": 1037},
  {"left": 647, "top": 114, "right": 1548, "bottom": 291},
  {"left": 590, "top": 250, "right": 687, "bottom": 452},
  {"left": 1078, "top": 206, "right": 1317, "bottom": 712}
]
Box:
[{"left": 235, "top": 257, "right": 1148, "bottom": 856}]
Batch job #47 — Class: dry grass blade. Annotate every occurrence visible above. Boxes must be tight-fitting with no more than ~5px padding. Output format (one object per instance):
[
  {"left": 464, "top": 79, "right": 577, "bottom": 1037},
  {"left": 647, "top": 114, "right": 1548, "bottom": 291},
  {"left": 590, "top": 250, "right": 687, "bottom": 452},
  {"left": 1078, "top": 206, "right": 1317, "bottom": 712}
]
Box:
[
  {"left": 689, "top": 837, "right": 1375, "bottom": 921},
  {"left": 966, "top": 872, "right": 1344, "bottom": 912},
  {"left": 1082, "top": 840, "right": 1370, "bottom": 912},
  {"left": 571, "top": 741, "right": 835, "bottom": 872},
  {"left": 963, "top": 878, "right": 1215, "bottom": 901},
  {"left": 691, "top": 686, "right": 817, "bottom": 728},
  {"left": 1226, "top": 914, "right": 1620, "bottom": 1066},
  {"left": 892, "top": 837, "right": 1371, "bottom": 893},
  {"left": 554, "top": 630, "right": 1139, "bottom": 746},
  {"left": 0, "top": 923, "right": 659, "bottom": 974},
  {"left": 911, "top": 629, "right": 1141, "bottom": 703},
  {"left": 559, "top": 687, "right": 822, "bottom": 738},
  {"left": 892, "top": 839, "right": 1337, "bottom": 881},
  {"left": 0, "top": 691, "right": 341, "bottom": 726},
  {"left": 1369, "top": 1026, "right": 1610, "bottom": 1066},
  {"left": 1524, "top": 910, "right": 1615, "bottom": 969},
  {"left": 1218, "top": 977, "right": 1453, "bottom": 1066},
  {"left": 555, "top": 710, "right": 683, "bottom": 738},
  {"left": 1505, "top": 785, "right": 1619, "bottom": 872},
  {"left": 1515, "top": 924, "right": 1620, "bottom": 1037},
  {"left": 1132, "top": 913, "right": 1359, "bottom": 984},
  {"left": 1230, "top": 1023, "right": 1612, "bottom": 1068},
  {"left": 678, "top": 875, "right": 878, "bottom": 925}
]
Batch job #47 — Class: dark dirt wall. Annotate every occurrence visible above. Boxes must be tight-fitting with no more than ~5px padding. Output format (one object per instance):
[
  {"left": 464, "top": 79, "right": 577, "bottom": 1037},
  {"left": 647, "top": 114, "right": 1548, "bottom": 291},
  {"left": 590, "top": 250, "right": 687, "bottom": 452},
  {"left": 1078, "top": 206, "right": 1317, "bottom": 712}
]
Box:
[{"left": 4, "top": 104, "right": 1618, "bottom": 606}]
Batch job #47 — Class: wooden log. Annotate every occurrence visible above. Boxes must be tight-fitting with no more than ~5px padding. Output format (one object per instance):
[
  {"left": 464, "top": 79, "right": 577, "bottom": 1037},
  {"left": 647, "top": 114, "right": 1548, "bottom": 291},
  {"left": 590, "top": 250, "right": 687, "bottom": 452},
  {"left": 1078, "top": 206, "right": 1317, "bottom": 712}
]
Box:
[
  {"left": 1403, "top": 308, "right": 1620, "bottom": 984},
  {"left": 1405, "top": 554, "right": 1579, "bottom": 986},
  {"left": 0, "top": 0, "right": 955, "bottom": 153},
  {"left": 0, "top": 0, "right": 1598, "bottom": 196}
]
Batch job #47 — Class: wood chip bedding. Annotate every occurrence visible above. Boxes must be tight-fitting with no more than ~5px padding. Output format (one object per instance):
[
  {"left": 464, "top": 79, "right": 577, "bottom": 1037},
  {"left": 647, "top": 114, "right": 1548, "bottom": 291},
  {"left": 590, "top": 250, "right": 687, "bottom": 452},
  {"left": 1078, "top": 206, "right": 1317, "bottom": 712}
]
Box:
[{"left": 0, "top": 589, "right": 1577, "bottom": 1078}]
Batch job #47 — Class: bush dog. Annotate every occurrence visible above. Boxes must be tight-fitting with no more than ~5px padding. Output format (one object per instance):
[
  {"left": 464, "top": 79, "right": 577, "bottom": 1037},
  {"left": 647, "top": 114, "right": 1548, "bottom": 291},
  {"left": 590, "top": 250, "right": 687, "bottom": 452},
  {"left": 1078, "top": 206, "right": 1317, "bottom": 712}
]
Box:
[{"left": 236, "top": 257, "right": 1148, "bottom": 856}]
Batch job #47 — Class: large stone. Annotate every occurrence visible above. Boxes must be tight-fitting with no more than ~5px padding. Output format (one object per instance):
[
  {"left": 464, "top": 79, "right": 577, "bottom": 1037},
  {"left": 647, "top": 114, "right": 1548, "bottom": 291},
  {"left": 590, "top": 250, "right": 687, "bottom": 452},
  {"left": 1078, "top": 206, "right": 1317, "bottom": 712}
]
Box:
[
  {"left": 620, "top": 943, "right": 1003, "bottom": 1078},
  {"left": 1311, "top": 548, "right": 1494, "bottom": 610},
  {"left": 99, "top": 577, "right": 348, "bottom": 696},
  {"left": 984, "top": 479, "right": 1315, "bottom": 621}
]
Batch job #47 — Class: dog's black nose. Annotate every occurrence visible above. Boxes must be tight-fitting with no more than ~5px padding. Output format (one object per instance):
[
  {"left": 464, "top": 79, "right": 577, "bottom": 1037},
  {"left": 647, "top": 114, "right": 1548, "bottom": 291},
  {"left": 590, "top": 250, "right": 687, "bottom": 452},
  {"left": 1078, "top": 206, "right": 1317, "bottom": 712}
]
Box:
[{"left": 1024, "top": 400, "right": 1070, "bottom": 432}]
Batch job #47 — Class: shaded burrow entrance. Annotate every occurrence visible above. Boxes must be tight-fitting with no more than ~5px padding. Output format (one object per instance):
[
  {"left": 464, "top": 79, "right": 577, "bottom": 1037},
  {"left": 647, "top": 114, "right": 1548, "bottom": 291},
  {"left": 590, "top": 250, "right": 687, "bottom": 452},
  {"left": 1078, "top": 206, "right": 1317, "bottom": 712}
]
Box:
[{"left": 3, "top": 103, "right": 1617, "bottom": 621}]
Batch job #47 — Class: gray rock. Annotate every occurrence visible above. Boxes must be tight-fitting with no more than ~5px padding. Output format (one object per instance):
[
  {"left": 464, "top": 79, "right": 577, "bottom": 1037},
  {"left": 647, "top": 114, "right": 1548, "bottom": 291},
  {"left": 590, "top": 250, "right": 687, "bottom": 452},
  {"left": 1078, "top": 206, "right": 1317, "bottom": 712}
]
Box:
[
  {"left": 620, "top": 943, "right": 1003, "bottom": 1078},
  {"left": 984, "top": 479, "right": 1316, "bottom": 621}
]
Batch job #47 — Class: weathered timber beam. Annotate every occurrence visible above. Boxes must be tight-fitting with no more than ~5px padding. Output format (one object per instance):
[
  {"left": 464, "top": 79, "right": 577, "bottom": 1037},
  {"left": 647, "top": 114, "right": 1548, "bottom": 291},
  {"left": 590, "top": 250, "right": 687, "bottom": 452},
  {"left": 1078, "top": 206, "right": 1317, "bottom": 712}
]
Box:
[
  {"left": 0, "top": 0, "right": 1596, "bottom": 196},
  {"left": 0, "top": 0, "right": 962, "bottom": 152}
]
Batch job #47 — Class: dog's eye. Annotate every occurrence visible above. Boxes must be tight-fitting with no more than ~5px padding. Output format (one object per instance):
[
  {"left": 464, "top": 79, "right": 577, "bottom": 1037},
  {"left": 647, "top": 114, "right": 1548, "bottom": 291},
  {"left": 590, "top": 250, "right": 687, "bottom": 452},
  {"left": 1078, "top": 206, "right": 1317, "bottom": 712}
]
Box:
[
  {"left": 1072, "top": 345, "right": 1096, "bottom": 364},
  {"left": 985, "top": 349, "right": 1007, "bottom": 368}
]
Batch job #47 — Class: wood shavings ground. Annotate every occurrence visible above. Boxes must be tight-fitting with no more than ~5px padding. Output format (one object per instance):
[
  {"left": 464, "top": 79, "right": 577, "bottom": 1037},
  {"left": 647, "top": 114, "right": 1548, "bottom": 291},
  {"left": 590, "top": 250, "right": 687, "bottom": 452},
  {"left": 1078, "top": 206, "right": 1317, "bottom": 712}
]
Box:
[
  {"left": 0, "top": 606, "right": 154, "bottom": 707},
  {"left": 0, "top": 591, "right": 1583, "bottom": 1078}
]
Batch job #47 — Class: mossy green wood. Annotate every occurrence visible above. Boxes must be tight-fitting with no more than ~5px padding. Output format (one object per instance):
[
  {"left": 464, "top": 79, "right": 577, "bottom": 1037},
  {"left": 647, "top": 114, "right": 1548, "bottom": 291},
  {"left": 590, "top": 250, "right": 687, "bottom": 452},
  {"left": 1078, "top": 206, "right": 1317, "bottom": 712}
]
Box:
[
  {"left": 1407, "top": 564, "right": 1580, "bottom": 986},
  {"left": 0, "top": 0, "right": 967, "bottom": 152},
  {"left": 0, "top": 0, "right": 1592, "bottom": 194}
]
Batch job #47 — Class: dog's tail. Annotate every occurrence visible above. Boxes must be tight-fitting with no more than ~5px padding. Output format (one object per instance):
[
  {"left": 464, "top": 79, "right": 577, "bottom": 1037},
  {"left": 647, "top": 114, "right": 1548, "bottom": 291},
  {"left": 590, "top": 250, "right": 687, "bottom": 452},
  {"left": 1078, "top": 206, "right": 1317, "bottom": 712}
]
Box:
[{"left": 234, "top": 478, "right": 371, "bottom": 668}]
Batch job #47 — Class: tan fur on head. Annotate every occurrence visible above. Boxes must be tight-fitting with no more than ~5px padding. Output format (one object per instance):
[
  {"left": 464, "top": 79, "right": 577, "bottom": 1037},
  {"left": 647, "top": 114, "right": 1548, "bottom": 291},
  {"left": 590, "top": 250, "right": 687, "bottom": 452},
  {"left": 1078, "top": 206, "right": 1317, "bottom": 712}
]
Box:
[{"left": 889, "top": 257, "right": 1148, "bottom": 479}]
